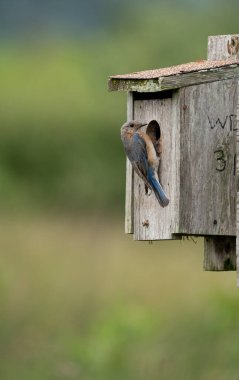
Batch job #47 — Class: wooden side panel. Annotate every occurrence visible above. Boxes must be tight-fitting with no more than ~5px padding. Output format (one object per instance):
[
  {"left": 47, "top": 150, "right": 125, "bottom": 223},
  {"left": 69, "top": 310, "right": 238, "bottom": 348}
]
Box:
[
  {"left": 133, "top": 92, "right": 180, "bottom": 240},
  {"left": 205, "top": 34, "right": 238, "bottom": 271},
  {"left": 179, "top": 80, "right": 237, "bottom": 236},
  {"left": 125, "top": 92, "right": 134, "bottom": 234}
]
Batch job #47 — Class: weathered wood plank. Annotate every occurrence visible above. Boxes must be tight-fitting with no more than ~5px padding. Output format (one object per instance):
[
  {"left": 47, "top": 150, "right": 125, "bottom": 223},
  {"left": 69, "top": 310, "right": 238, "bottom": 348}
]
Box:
[
  {"left": 159, "top": 67, "right": 239, "bottom": 91},
  {"left": 237, "top": 84, "right": 239, "bottom": 284},
  {"left": 108, "top": 66, "right": 239, "bottom": 93},
  {"left": 109, "top": 79, "right": 160, "bottom": 93},
  {"left": 133, "top": 92, "right": 180, "bottom": 240},
  {"left": 208, "top": 34, "right": 239, "bottom": 61},
  {"left": 204, "top": 34, "right": 238, "bottom": 272},
  {"left": 204, "top": 236, "right": 236, "bottom": 270},
  {"left": 179, "top": 79, "right": 237, "bottom": 236},
  {"left": 125, "top": 92, "right": 134, "bottom": 234}
]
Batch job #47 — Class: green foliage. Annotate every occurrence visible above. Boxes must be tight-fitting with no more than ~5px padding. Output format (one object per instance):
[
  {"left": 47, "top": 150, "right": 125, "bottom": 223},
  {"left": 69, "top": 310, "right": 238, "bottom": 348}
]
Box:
[{"left": 0, "top": 5, "right": 239, "bottom": 213}]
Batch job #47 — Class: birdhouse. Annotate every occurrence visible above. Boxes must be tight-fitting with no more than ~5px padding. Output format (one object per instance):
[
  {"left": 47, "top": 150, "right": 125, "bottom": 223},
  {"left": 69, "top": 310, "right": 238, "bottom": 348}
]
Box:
[{"left": 108, "top": 34, "right": 239, "bottom": 280}]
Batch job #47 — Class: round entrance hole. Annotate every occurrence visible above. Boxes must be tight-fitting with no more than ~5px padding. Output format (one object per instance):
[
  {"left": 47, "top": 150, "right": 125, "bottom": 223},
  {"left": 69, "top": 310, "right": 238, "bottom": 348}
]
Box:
[{"left": 146, "top": 120, "right": 161, "bottom": 155}]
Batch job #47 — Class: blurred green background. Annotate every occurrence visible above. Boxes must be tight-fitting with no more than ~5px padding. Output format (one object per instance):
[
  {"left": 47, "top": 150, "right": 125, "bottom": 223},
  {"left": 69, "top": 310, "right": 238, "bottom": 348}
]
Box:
[{"left": 0, "top": 1, "right": 239, "bottom": 379}]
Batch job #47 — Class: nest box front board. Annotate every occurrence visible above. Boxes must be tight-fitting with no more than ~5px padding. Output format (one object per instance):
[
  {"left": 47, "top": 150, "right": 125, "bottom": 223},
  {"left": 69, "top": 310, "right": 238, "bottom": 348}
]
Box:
[{"left": 109, "top": 60, "right": 239, "bottom": 241}]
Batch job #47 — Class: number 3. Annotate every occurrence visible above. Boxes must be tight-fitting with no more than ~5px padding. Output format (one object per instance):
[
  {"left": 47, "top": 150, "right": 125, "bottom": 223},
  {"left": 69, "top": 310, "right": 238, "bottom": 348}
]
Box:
[{"left": 214, "top": 149, "right": 226, "bottom": 172}]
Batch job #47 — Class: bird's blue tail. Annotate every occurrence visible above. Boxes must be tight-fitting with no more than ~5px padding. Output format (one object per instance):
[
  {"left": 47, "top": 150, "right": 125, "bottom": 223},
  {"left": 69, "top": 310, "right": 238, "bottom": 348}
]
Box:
[{"left": 148, "top": 170, "right": 169, "bottom": 207}]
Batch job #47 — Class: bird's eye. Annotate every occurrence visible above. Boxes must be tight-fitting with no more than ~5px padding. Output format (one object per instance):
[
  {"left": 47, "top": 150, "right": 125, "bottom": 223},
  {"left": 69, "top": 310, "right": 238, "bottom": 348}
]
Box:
[{"left": 129, "top": 123, "right": 134, "bottom": 128}]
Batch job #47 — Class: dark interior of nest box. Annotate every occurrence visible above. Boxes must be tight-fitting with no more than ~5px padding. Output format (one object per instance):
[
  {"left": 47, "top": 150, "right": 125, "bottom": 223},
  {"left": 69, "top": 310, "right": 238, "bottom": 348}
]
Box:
[
  {"left": 146, "top": 120, "right": 161, "bottom": 143},
  {"left": 133, "top": 90, "right": 173, "bottom": 100}
]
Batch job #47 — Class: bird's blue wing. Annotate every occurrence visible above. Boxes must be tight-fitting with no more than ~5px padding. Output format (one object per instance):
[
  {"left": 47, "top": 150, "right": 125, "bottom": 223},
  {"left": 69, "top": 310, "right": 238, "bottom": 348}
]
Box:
[
  {"left": 125, "top": 133, "right": 146, "bottom": 161},
  {"left": 122, "top": 130, "right": 169, "bottom": 207},
  {"left": 146, "top": 166, "right": 169, "bottom": 207},
  {"left": 127, "top": 133, "right": 152, "bottom": 189}
]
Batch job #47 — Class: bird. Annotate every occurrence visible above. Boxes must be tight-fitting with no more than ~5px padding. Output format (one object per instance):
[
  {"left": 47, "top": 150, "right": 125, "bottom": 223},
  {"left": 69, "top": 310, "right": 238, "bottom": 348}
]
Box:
[{"left": 121, "top": 120, "right": 169, "bottom": 207}]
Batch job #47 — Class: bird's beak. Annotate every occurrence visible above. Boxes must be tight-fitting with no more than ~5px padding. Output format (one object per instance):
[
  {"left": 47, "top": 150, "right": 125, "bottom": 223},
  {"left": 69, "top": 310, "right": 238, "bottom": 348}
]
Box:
[
  {"left": 134, "top": 122, "right": 147, "bottom": 131},
  {"left": 138, "top": 123, "right": 147, "bottom": 129}
]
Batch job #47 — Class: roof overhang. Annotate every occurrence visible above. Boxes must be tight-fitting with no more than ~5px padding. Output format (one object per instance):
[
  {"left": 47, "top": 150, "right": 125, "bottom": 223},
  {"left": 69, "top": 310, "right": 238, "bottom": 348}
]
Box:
[{"left": 108, "top": 60, "right": 239, "bottom": 92}]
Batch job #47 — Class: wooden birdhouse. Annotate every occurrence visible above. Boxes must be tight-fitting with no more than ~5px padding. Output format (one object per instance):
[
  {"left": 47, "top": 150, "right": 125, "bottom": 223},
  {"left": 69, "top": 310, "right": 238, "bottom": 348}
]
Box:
[{"left": 108, "top": 34, "right": 239, "bottom": 281}]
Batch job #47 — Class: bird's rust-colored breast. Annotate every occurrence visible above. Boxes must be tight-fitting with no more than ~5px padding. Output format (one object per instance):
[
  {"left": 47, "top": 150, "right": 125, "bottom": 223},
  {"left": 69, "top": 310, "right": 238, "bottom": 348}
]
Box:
[{"left": 138, "top": 131, "right": 158, "bottom": 169}]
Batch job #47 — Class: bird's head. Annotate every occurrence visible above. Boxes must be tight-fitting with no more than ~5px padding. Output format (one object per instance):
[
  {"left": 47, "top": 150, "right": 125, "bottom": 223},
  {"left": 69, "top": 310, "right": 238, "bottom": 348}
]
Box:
[{"left": 121, "top": 120, "right": 147, "bottom": 132}]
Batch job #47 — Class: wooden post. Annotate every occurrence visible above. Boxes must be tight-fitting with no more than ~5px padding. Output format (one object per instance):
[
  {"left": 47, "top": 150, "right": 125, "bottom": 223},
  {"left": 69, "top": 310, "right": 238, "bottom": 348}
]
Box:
[
  {"left": 237, "top": 82, "right": 239, "bottom": 285},
  {"left": 204, "top": 34, "right": 238, "bottom": 271}
]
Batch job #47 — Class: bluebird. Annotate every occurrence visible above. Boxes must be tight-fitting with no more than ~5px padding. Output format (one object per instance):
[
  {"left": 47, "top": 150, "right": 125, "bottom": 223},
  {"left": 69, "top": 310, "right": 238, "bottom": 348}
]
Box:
[{"left": 121, "top": 120, "right": 169, "bottom": 207}]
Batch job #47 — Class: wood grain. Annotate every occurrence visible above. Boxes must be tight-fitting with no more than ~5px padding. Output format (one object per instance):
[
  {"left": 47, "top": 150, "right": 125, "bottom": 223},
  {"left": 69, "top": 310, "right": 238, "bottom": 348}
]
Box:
[
  {"left": 125, "top": 92, "right": 134, "bottom": 234},
  {"left": 237, "top": 80, "right": 239, "bottom": 283},
  {"left": 204, "top": 34, "right": 238, "bottom": 272},
  {"left": 109, "top": 66, "right": 239, "bottom": 93},
  {"left": 208, "top": 34, "right": 239, "bottom": 61},
  {"left": 133, "top": 92, "right": 180, "bottom": 240},
  {"left": 204, "top": 236, "right": 236, "bottom": 270},
  {"left": 179, "top": 79, "right": 236, "bottom": 236}
]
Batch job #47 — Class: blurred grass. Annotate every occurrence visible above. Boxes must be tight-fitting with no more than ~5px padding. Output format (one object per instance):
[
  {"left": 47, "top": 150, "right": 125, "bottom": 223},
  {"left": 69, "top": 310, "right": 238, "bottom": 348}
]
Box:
[{"left": 0, "top": 216, "right": 238, "bottom": 380}]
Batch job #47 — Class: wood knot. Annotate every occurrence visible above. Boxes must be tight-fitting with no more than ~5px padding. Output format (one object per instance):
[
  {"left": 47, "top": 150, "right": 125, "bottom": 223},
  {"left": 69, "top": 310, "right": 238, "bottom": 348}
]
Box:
[
  {"left": 227, "top": 35, "right": 239, "bottom": 59},
  {"left": 142, "top": 219, "right": 149, "bottom": 228}
]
